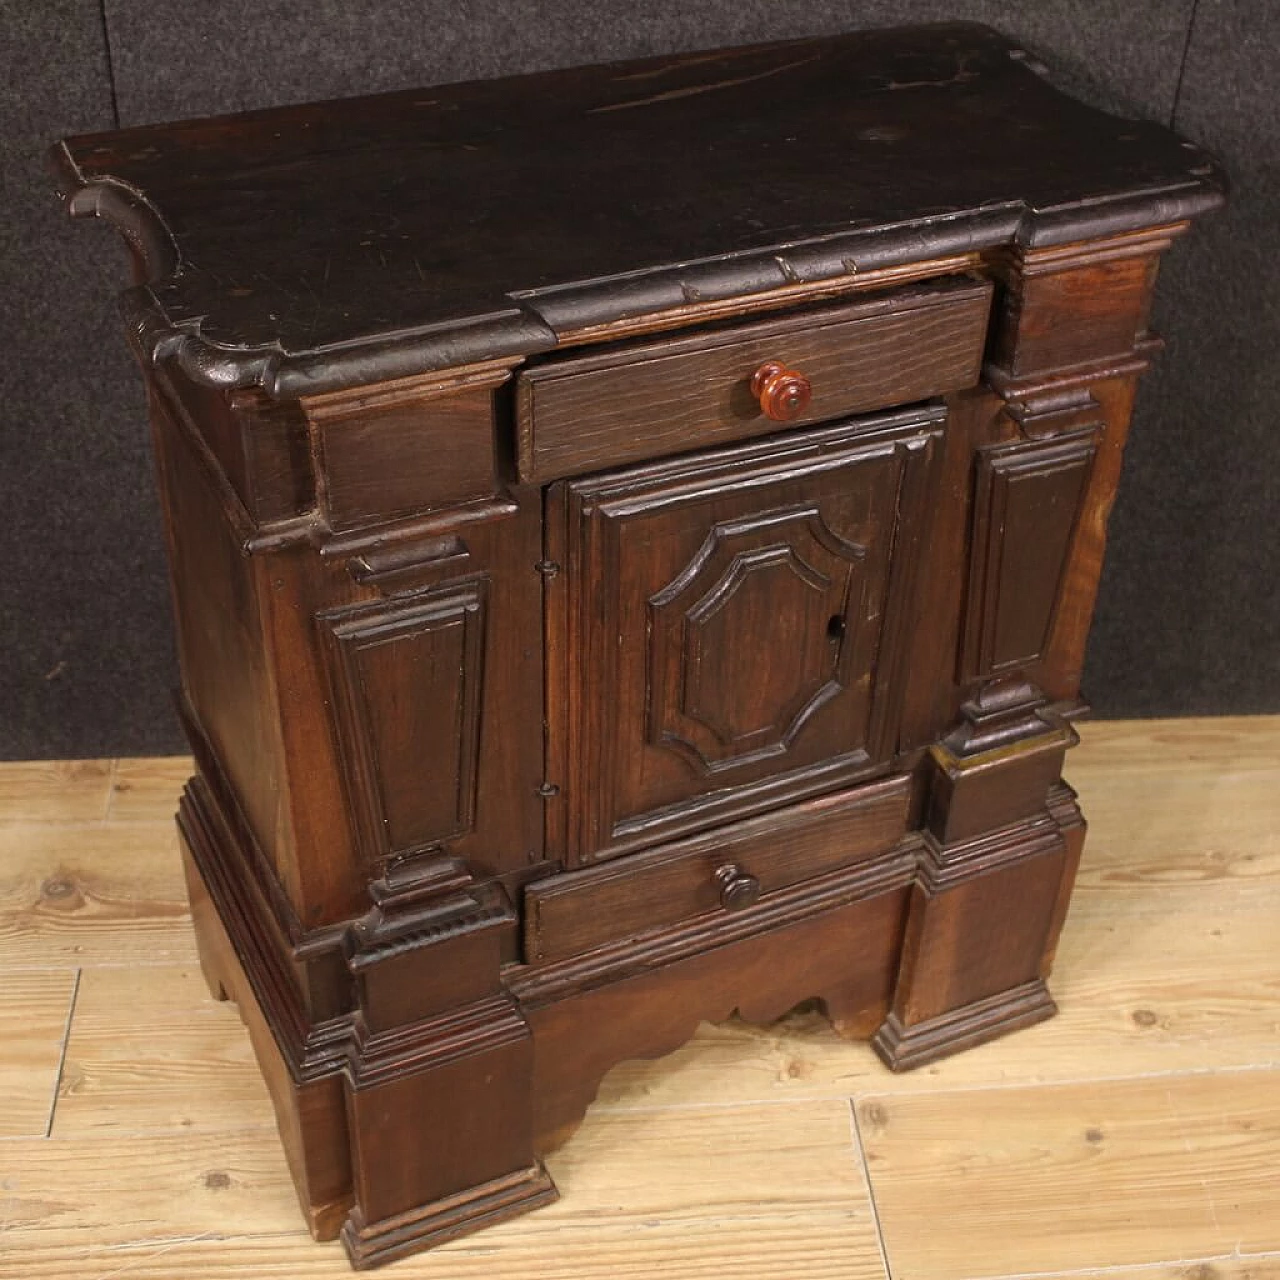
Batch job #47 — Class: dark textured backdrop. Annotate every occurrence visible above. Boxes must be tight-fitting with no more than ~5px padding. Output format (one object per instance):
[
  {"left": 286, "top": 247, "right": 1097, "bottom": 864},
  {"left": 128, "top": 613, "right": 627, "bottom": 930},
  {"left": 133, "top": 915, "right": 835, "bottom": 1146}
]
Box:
[{"left": 3, "top": 1, "right": 1276, "bottom": 759}]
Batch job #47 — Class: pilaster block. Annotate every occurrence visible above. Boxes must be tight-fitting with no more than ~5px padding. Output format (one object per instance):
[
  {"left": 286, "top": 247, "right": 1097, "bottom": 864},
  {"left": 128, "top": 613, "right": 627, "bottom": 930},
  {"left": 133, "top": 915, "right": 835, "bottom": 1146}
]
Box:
[
  {"left": 928, "top": 722, "right": 1076, "bottom": 845},
  {"left": 340, "top": 995, "right": 555, "bottom": 1268},
  {"left": 986, "top": 224, "right": 1187, "bottom": 378}
]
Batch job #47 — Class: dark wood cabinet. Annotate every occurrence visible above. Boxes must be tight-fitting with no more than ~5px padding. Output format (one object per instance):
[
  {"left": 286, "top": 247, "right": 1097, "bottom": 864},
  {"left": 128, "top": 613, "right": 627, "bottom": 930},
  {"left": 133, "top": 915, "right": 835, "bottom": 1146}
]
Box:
[{"left": 54, "top": 23, "right": 1224, "bottom": 1269}]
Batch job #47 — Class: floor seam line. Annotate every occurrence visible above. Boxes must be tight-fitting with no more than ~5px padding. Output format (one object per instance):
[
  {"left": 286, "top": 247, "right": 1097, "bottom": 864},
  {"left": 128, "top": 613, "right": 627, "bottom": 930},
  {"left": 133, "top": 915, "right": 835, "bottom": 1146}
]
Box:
[
  {"left": 45, "top": 967, "right": 82, "bottom": 1138},
  {"left": 848, "top": 1097, "right": 894, "bottom": 1280}
]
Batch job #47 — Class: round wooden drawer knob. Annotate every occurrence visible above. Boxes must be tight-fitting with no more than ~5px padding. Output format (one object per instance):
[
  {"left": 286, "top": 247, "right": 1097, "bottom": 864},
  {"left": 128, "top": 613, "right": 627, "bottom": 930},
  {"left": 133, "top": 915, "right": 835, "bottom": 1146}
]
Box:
[
  {"left": 716, "top": 863, "right": 761, "bottom": 911},
  {"left": 750, "top": 360, "right": 812, "bottom": 422}
]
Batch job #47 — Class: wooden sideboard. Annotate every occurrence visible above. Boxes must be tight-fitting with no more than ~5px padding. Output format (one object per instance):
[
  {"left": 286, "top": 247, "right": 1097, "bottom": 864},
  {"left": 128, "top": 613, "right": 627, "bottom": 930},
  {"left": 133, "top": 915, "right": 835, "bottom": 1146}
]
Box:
[{"left": 53, "top": 24, "right": 1224, "bottom": 1269}]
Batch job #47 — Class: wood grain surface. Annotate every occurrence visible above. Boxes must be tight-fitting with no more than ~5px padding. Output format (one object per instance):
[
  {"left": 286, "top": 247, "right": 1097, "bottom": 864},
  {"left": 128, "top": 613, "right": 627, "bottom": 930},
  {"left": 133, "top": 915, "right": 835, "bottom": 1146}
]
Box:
[
  {"left": 858, "top": 1070, "right": 1280, "bottom": 1277},
  {"left": 0, "top": 759, "right": 114, "bottom": 824},
  {"left": 1, "top": 717, "right": 1277, "bottom": 1279},
  {"left": 0, "top": 822, "right": 197, "bottom": 966}
]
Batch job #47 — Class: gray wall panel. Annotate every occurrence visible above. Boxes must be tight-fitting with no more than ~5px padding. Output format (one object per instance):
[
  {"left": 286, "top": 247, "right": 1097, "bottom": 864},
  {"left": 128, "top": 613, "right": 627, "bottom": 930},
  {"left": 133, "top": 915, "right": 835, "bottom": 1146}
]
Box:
[
  {"left": 5, "top": 2, "right": 1273, "bottom": 758},
  {"left": 2, "top": 2, "right": 181, "bottom": 759},
  {"left": 103, "top": 1, "right": 1192, "bottom": 125},
  {"left": 1084, "top": 0, "right": 1280, "bottom": 713}
]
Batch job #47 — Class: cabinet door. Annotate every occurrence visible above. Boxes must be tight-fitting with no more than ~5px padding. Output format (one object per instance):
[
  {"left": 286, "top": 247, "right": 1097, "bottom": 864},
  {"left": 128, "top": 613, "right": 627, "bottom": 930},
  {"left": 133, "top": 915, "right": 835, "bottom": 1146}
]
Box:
[{"left": 547, "top": 407, "right": 943, "bottom": 865}]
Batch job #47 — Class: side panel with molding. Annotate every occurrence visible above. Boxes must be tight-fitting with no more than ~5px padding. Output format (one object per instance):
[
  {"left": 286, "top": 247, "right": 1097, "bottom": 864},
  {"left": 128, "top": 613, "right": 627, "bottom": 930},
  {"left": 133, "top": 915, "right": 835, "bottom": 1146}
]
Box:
[
  {"left": 301, "top": 493, "right": 546, "bottom": 895},
  {"left": 961, "top": 431, "right": 1100, "bottom": 687},
  {"left": 319, "top": 582, "right": 487, "bottom": 865}
]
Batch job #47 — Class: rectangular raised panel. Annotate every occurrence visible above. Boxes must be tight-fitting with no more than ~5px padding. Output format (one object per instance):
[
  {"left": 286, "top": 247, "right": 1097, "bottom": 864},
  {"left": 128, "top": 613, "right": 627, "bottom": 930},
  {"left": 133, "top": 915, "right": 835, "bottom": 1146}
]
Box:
[
  {"left": 516, "top": 279, "right": 990, "bottom": 482},
  {"left": 305, "top": 378, "right": 502, "bottom": 531},
  {"left": 320, "top": 581, "right": 487, "bottom": 865},
  {"left": 986, "top": 227, "right": 1183, "bottom": 378},
  {"left": 549, "top": 407, "right": 942, "bottom": 865},
  {"left": 961, "top": 433, "right": 1098, "bottom": 683},
  {"left": 525, "top": 774, "right": 912, "bottom": 964}
]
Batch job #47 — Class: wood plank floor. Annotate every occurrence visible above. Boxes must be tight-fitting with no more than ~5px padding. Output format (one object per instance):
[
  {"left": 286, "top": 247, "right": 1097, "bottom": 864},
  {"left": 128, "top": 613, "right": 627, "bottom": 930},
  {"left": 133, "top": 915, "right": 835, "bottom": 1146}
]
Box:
[{"left": 0, "top": 717, "right": 1277, "bottom": 1279}]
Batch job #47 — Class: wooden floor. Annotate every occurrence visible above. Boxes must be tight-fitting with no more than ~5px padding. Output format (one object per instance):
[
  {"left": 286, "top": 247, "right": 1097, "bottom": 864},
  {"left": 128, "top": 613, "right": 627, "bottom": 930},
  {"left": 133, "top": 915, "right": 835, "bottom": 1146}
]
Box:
[{"left": 1, "top": 718, "right": 1278, "bottom": 1279}]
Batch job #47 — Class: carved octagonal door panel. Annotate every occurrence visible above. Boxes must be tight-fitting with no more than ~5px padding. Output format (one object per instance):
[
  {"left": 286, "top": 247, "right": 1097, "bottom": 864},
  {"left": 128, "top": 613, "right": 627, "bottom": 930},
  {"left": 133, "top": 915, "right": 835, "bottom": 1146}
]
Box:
[
  {"left": 649, "top": 510, "right": 867, "bottom": 775},
  {"left": 547, "top": 406, "right": 944, "bottom": 864}
]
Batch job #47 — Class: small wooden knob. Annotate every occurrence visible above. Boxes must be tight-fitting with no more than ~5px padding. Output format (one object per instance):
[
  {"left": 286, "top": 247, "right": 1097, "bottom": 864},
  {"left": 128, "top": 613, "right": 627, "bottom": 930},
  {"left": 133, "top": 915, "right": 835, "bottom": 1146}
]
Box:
[
  {"left": 715, "top": 863, "right": 761, "bottom": 912},
  {"left": 750, "top": 361, "right": 812, "bottom": 422}
]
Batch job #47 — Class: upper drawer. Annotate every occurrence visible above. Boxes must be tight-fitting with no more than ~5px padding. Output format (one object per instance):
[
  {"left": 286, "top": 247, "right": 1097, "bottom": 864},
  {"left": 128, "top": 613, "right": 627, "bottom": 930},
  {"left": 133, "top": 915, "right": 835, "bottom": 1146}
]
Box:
[{"left": 515, "top": 277, "right": 991, "bottom": 483}]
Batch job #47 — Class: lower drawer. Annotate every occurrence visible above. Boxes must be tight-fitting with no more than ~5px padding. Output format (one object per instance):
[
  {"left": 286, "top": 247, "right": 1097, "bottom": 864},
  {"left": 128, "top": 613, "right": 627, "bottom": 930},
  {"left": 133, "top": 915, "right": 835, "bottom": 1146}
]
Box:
[{"left": 523, "top": 774, "right": 912, "bottom": 964}]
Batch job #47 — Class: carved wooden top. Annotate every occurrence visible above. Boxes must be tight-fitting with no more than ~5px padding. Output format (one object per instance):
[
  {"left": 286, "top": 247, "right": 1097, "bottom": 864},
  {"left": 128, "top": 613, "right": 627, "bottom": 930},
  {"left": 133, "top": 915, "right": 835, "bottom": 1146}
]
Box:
[{"left": 51, "top": 22, "right": 1224, "bottom": 398}]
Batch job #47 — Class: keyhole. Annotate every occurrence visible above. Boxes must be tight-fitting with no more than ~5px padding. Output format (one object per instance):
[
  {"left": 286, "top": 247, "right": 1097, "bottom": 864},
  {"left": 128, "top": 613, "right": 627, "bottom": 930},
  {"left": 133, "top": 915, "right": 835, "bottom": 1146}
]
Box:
[{"left": 827, "top": 614, "right": 845, "bottom": 642}]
